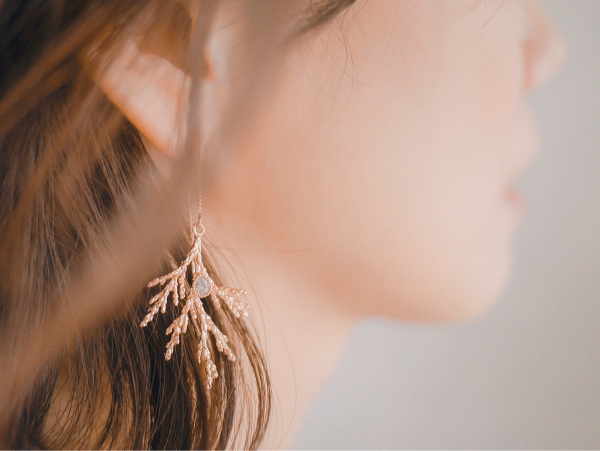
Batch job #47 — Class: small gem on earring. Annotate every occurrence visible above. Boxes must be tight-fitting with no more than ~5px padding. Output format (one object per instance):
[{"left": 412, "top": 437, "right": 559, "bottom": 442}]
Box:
[{"left": 194, "top": 276, "right": 211, "bottom": 297}]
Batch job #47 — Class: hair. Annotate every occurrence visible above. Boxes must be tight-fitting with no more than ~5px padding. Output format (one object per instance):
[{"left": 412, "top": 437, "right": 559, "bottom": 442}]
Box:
[{"left": 0, "top": 0, "right": 356, "bottom": 448}]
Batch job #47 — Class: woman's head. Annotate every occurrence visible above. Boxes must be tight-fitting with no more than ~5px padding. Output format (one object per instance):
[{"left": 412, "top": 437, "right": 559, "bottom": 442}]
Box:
[{"left": 0, "top": 0, "right": 565, "bottom": 448}]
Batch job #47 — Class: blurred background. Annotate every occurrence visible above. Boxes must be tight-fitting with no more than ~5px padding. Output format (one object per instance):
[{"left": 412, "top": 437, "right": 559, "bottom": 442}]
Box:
[{"left": 292, "top": 1, "right": 600, "bottom": 448}]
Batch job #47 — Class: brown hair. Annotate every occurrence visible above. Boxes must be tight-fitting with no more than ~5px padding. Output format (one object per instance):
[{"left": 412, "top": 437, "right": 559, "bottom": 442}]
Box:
[{"left": 0, "top": 0, "right": 356, "bottom": 448}]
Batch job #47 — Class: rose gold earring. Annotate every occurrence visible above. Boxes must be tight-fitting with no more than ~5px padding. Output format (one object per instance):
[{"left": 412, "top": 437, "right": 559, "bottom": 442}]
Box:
[{"left": 140, "top": 141, "right": 249, "bottom": 390}]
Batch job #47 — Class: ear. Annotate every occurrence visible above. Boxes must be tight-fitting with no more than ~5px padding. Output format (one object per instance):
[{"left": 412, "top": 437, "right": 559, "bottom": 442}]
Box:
[
  {"left": 81, "top": 3, "right": 212, "bottom": 161},
  {"left": 97, "top": 39, "right": 189, "bottom": 159}
]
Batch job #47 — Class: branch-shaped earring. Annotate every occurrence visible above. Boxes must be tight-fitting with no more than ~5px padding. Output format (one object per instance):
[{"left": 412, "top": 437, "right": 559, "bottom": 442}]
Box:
[
  {"left": 141, "top": 216, "right": 249, "bottom": 390},
  {"left": 140, "top": 120, "right": 248, "bottom": 389}
]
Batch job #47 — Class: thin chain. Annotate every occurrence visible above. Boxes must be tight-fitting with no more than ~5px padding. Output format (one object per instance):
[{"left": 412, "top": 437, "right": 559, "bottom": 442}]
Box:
[
  {"left": 188, "top": 138, "right": 203, "bottom": 228},
  {"left": 196, "top": 138, "right": 203, "bottom": 222}
]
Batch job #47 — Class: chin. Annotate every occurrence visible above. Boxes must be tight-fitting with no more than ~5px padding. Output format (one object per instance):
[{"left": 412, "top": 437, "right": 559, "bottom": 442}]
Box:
[
  {"left": 443, "top": 290, "right": 504, "bottom": 323},
  {"left": 445, "top": 245, "right": 514, "bottom": 323},
  {"left": 376, "top": 292, "right": 502, "bottom": 324},
  {"left": 377, "top": 247, "right": 513, "bottom": 324}
]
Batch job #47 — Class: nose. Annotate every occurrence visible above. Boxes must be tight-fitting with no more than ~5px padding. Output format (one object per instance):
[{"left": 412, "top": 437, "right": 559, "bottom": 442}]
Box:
[{"left": 523, "top": 1, "right": 567, "bottom": 92}]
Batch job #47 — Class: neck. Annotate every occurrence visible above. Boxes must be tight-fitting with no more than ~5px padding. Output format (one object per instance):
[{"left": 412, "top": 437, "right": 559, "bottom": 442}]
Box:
[{"left": 222, "top": 247, "right": 357, "bottom": 449}]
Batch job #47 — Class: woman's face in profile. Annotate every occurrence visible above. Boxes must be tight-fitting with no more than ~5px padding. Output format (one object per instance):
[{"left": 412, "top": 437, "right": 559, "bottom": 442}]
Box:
[{"left": 203, "top": 0, "right": 566, "bottom": 322}]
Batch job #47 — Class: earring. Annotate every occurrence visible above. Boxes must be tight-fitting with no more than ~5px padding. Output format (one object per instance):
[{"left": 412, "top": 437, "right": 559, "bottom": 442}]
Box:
[{"left": 140, "top": 149, "right": 249, "bottom": 390}]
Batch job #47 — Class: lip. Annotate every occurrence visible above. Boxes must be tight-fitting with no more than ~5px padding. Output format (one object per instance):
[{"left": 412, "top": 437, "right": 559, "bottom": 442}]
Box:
[{"left": 505, "top": 188, "right": 526, "bottom": 222}]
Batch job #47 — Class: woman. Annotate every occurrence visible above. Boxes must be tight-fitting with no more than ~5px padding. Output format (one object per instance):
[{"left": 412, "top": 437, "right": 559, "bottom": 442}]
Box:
[{"left": 0, "top": 0, "right": 565, "bottom": 448}]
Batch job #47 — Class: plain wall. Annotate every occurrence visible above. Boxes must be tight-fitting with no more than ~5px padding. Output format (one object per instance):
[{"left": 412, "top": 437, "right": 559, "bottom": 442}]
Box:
[{"left": 292, "top": 1, "right": 600, "bottom": 448}]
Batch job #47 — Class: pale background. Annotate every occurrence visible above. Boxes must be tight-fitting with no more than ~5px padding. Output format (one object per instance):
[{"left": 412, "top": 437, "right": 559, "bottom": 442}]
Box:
[{"left": 292, "top": 1, "right": 600, "bottom": 448}]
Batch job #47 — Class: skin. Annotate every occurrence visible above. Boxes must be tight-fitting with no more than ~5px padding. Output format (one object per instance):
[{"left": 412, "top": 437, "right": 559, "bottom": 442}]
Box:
[{"left": 93, "top": 0, "right": 566, "bottom": 447}]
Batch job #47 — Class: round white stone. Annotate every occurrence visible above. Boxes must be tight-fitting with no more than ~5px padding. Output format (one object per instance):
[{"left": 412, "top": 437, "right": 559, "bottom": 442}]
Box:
[{"left": 194, "top": 276, "right": 210, "bottom": 297}]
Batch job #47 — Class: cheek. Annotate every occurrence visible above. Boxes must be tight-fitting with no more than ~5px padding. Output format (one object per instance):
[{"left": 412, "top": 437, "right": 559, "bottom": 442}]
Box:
[{"left": 328, "top": 127, "right": 510, "bottom": 321}]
